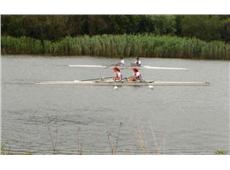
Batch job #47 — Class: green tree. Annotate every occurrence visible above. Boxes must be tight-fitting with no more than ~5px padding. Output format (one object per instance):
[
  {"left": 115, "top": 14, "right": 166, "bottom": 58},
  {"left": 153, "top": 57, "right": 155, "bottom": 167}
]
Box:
[
  {"left": 221, "top": 18, "right": 230, "bottom": 42},
  {"left": 2, "top": 15, "right": 230, "bottom": 42},
  {"left": 1, "top": 15, "right": 26, "bottom": 36},
  {"left": 180, "top": 15, "right": 223, "bottom": 41},
  {"left": 137, "top": 15, "right": 176, "bottom": 35}
]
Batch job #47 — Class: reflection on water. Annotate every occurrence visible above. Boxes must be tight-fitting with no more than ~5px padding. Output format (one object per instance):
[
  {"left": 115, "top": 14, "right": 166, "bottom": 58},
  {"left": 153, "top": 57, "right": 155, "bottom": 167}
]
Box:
[{"left": 1, "top": 55, "right": 229, "bottom": 154}]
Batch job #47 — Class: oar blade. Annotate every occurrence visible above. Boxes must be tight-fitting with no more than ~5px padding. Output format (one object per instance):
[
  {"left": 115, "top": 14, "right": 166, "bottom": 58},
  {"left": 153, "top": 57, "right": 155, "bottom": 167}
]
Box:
[
  {"left": 143, "top": 65, "right": 189, "bottom": 70},
  {"left": 68, "top": 64, "right": 189, "bottom": 71},
  {"left": 68, "top": 64, "right": 107, "bottom": 68}
]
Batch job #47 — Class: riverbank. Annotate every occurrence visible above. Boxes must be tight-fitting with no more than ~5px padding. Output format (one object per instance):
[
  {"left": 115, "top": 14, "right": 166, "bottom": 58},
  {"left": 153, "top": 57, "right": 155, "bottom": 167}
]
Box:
[{"left": 1, "top": 35, "right": 230, "bottom": 60}]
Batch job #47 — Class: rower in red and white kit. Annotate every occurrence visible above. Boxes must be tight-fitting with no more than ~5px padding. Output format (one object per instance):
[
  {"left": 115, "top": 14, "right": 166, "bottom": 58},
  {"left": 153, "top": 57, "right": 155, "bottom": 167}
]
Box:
[
  {"left": 128, "top": 67, "right": 143, "bottom": 82},
  {"left": 113, "top": 67, "right": 123, "bottom": 81}
]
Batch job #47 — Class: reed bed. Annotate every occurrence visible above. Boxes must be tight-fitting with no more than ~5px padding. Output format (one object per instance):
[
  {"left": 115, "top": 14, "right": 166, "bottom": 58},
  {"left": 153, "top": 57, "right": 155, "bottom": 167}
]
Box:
[{"left": 2, "top": 34, "right": 230, "bottom": 59}]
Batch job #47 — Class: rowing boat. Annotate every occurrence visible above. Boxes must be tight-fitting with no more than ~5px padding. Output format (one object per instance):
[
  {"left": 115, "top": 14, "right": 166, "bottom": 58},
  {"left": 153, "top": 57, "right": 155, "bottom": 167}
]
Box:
[{"left": 36, "top": 79, "right": 209, "bottom": 86}]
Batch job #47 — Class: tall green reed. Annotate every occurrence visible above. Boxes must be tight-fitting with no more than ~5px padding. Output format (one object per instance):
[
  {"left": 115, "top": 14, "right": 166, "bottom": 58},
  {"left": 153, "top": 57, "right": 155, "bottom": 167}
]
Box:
[{"left": 2, "top": 35, "right": 229, "bottom": 59}]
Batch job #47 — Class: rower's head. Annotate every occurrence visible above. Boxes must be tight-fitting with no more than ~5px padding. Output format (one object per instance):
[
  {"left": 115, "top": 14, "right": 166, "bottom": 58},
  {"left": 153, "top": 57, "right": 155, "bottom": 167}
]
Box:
[
  {"left": 136, "top": 57, "right": 139, "bottom": 61},
  {"left": 113, "top": 67, "right": 120, "bottom": 72},
  {"left": 132, "top": 67, "right": 139, "bottom": 72}
]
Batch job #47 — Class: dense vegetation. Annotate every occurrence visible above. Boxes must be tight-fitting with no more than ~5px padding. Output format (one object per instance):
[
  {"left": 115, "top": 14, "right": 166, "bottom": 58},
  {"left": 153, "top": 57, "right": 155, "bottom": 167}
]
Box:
[
  {"left": 2, "top": 35, "right": 229, "bottom": 59},
  {"left": 2, "top": 15, "right": 230, "bottom": 42},
  {"left": 1, "top": 15, "right": 230, "bottom": 59}
]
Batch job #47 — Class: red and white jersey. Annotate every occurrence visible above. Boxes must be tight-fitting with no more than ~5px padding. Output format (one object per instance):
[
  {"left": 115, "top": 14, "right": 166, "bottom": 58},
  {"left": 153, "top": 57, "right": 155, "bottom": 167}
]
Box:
[
  {"left": 134, "top": 71, "right": 141, "bottom": 79},
  {"left": 114, "top": 71, "right": 122, "bottom": 81}
]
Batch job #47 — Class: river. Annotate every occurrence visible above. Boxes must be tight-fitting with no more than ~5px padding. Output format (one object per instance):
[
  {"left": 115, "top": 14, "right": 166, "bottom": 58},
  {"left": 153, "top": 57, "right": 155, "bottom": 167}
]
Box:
[{"left": 1, "top": 55, "right": 229, "bottom": 154}]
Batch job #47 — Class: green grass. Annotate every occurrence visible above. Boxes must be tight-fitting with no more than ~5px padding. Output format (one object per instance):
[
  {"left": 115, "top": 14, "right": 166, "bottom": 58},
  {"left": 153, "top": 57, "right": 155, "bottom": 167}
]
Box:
[
  {"left": 1, "top": 34, "right": 230, "bottom": 59},
  {"left": 215, "top": 149, "right": 226, "bottom": 155}
]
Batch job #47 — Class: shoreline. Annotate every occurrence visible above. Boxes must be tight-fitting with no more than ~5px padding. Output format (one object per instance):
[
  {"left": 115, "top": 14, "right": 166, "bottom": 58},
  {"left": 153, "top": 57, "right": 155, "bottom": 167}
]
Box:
[{"left": 2, "top": 54, "right": 230, "bottom": 62}]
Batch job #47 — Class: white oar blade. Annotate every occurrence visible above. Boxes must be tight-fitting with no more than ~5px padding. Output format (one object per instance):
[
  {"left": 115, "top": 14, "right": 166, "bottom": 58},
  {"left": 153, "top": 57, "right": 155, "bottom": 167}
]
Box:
[
  {"left": 148, "top": 85, "right": 154, "bottom": 89},
  {"left": 68, "top": 64, "right": 107, "bottom": 68},
  {"left": 143, "top": 65, "right": 189, "bottom": 70},
  {"left": 113, "top": 85, "right": 119, "bottom": 90},
  {"left": 68, "top": 64, "right": 189, "bottom": 70}
]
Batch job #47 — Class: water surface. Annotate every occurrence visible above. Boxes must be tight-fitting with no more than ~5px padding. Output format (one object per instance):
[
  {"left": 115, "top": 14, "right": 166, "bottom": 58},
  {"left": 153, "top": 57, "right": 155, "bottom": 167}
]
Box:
[{"left": 1, "top": 55, "right": 229, "bottom": 154}]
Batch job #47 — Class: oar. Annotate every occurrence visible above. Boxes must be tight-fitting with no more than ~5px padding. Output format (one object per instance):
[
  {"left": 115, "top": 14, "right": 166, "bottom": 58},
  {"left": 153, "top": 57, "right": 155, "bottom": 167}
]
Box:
[
  {"left": 143, "top": 65, "right": 189, "bottom": 70},
  {"left": 68, "top": 64, "right": 107, "bottom": 68},
  {"left": 104, "top": 63, "right": 125, "bottom": 69},
  {"left": 69, "top": 64, "right": 127, "bottom": 69},
  {"left": 68, "top": 64, "right": 189, "bottom": 71},
  {"left": 101, "top": 76, "right": 113, "bottom": 80},
  {"left": 82, "top": 76, "right": 113, "bottom": 81},
  {"left": 140, "top": 79, "right": 154, "bottom": 89}
]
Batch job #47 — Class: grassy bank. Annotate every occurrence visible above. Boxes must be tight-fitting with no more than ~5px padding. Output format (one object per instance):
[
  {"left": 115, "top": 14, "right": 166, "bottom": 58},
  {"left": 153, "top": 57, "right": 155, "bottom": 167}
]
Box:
[{"left": 1, "top": 35, "right": 230, "bottom": 59}]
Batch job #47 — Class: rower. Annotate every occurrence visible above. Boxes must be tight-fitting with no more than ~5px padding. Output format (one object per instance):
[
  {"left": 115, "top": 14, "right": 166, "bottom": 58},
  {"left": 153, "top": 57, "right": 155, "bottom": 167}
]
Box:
[
  {"left": 113, "top": 67, "right": 122, "bottom": 81},
  {"left": 134, "top": 57, "right": 141, "bottom": 67},
  {"left": 119, "top": 57, "right": 125, "bottom": 66},
  {"left": 115, "top": 57, "right": 125, "bottom": 67},
  {"left": 128, "top": 67, "right": 143, "bottom": 82}
]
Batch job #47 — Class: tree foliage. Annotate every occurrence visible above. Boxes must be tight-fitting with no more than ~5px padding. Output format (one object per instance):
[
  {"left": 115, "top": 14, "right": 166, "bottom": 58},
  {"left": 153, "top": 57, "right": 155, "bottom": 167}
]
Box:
[
  {"left": 1, "top": 15, "right": 230, "bottom": 42},
  {"left": 180, "top": 16, "right": 223, "bottom": 41}
]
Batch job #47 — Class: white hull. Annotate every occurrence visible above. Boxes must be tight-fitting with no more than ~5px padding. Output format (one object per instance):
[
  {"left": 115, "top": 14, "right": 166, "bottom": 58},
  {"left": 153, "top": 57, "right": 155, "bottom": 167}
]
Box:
[{"left": 36, "top": 80, "right": 209, "bottom": 86}]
